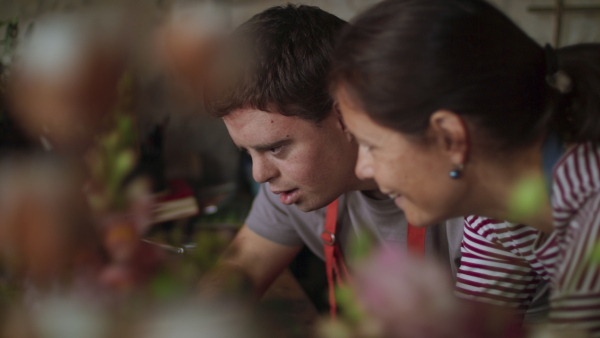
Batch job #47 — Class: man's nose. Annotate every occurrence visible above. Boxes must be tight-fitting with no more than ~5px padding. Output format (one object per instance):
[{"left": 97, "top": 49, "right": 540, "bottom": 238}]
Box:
[{"left": 252, "top": 156, "right": 279, "bottom": 183}]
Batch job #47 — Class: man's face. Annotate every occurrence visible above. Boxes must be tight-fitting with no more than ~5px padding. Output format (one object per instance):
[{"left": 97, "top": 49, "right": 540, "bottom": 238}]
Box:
[{"left": 223, "top": 108, "right": 360, "bottom": 212}]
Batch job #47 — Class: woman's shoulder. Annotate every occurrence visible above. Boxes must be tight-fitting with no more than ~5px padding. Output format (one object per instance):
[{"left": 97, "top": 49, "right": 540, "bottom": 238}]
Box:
[
  {"left": 465, "top": 215, "right": 530, "bottom": 232},
  {"left": 464, "top": 216, "right": 539, "bottom": 247},
  {"left": 552, "top": 142, "right": 600, "bottom": 221}
]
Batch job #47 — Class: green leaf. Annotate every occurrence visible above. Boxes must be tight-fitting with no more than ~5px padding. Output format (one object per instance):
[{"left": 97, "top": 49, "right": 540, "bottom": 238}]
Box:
[
  {"left": 508, "top": 176, "right": 547, "bottom": 221},
  {"left": 116, "top": 115, "right": 134, "bottom": 148},
  {"left": 347, "top": 229, "right": 375, "bottom": 263},
  {"left": 150, "top": 271, "right": 184, "bottom": 300},
  {"left": 317, "top": 319, "right": 352, "bottom": 338},
  {"left": 335, "top": 287, "right": 366, "bottom": 323},
  {"left": 590, "top": 242, "right": 600, "bottom": 264},
  {"left": 102, "top": 131, "right": 119, "bottom": 152},
  {"left": 114, "top": 150, "right": 135, "bottom": 179}
]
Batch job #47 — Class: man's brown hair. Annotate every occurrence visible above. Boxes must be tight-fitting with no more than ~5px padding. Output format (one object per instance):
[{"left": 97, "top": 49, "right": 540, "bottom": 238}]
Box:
[{"left": 204, "top": 4, "right": 346, "bottom": 122}]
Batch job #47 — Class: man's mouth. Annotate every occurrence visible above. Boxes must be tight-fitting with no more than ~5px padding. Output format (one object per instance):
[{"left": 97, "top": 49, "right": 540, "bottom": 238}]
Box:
[
  {"left": 381, "top": 190, "right": 399, "bottom": 198},
  {"left": 389, "top": 193, "right": 404, "bottom": 209},
  {"left": 272, "top": 188, "right": 300, "bottom": 205},
  {"left": 382, "top": 190, "right": 403, "bottom": 204}
]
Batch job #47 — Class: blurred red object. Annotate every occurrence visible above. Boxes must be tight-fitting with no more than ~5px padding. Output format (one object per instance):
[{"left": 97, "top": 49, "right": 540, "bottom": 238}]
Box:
[
  {"left": 152, "top": 179, "right": 199, "bottom": 224},
  {"left": 155, "top": 2, "right": 230, "bottom": 103},
  {"left": 100, "top": 214, "right": 165, "bottom": 292},
  {"left": 0, "top": 158, "right": 101, "bottom": 288},
  {"left": 8, "top": 13, "right": 126, "bottom": 154}
]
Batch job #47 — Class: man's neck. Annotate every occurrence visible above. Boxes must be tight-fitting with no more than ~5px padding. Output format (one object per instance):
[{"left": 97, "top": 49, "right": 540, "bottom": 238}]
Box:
[
  {"left": 361, "top": 189, "right": 389, "bottom": 200},
  {"left": 351, "top": 179, "right": 389, "bottom": 200}
]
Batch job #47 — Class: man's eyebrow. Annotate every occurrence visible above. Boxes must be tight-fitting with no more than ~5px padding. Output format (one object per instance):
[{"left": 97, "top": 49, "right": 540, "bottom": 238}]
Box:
[{"left": 251, "top": 139, "right": 292, "bottom": 152}]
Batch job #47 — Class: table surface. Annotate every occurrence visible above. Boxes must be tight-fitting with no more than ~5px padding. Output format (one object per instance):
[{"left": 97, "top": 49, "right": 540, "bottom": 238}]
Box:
[{"left": 261, "top": 269, "right": 321, "bottom": 337}]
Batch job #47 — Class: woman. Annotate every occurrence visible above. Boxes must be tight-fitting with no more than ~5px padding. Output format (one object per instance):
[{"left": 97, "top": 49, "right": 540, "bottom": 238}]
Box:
[{"left": 330, "top": 0, "right": 600, "bottom": 334}]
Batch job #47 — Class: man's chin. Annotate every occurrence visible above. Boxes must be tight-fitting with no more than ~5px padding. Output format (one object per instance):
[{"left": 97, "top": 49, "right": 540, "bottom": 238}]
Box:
[
  {"left": 293, "top": 201, "right": 313, "bottom": 212},
  {"left": 293, "top": 197, "right": 334, "bottom": 212}
]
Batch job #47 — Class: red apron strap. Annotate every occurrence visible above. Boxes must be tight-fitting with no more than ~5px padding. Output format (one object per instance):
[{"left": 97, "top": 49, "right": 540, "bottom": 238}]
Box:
[
  {"left": 322, "top": 199, "right": 427, "bottom": 320},
  {"left": 322, "top": 198, "right": 341, "bottom": 320},
  {"left": 407, "top": 223, "right": 426, "bottom": 256},
  {"left": 324, "top": 199, "right": 339, "bottom": 237}
]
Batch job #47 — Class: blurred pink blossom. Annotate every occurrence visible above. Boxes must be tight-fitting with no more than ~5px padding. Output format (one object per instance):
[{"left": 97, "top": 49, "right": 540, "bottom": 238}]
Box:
[
  {"left": 352, "top": 245, "right": 525, "bottom": 338},
  {"left": 353, "top": 245, "right": 462, "bottom": 338}
]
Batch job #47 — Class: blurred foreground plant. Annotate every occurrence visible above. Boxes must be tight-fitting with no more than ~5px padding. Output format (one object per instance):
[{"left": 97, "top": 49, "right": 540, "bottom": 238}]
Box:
[
  {"left": 10, "top": 12, "right": 125, "bottom": 154},
  {"left": 0, "top": 19, "right": 32, "bottom": 152},
  {"left": 317, "top": 245, "right": 529, "bottom": 338},
  {"left": 0, "top": 6, "right": 268, "bottom": 338},
  {"left": 508, "top": 176, "right": 547, "bottom": 221}
]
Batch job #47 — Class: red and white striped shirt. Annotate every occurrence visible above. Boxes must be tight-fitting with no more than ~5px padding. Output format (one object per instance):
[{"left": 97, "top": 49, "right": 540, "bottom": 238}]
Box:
[
  {"left": 456, "top": 217, "right": 548, "bottom": 315},
  {"left": 456, "top": 142, "right": 600, "bottom": 334}
]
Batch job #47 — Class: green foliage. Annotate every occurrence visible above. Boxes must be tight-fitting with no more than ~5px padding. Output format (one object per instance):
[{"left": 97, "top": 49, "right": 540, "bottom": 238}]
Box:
[
  {"left": 325, "top": 232, "right": 374, "bottom": 335},
  {"left": 347, "top": 229, "right": 375, "bottom": 264},
  {"left": 0, "top": 19, "right": 18, "bottom": 56},
  {"left": 94, "top": 114, "right": 137, "bottom": 211},
  {"left": 318, "top": 320, "right": 353, "bottom": 338},
  {"left": 88, "top": 72, "right": 138, "bottom": 212},
  {"left": 0, "top": 277, "right": 21, "bottom": 307},
  {"left": 590, "top": 241, "right": 600, "bottom": 264},
  {"left": 190, "top": 231, "right": 229, "bottom": 272},
  {"left": 508, "top": 176, "right": 547, "bottom": 221},
  {"left": 335, "top": 287, "right": 366, "bottom": 324},
  {"left": 0, "top": 19, "right": 19, "bottom": 122},
  {"left": 150, "top": 270, "right": 185, "bottom": 300}
]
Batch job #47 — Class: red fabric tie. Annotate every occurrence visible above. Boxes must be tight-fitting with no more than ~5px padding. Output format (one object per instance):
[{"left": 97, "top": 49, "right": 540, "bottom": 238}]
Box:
[
  {"left": 322, "top": 199, "right": 352, "bottom": 320},
  {"left": 407, "top": 223, "right": 427, "bottom": 256}
]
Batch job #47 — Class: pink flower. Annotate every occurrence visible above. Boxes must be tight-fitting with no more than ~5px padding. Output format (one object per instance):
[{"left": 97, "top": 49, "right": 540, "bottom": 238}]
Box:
[{"left": 353, "top": 245, "right": 463, "bottom": 338}]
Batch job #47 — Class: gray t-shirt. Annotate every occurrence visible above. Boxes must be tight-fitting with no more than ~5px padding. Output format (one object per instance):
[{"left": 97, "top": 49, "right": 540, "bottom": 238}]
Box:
[{"left": 245, "top": 183, "right": 463, "bottom": 278}]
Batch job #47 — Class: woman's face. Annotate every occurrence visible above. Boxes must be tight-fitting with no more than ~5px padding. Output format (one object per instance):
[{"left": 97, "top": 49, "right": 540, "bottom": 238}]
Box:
[{"left": 336, "top": 88, "right": 468, "bottom": 226}]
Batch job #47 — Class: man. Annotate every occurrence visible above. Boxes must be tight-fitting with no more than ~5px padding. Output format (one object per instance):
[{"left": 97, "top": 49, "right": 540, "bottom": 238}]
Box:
[{"left": 200, "top": 4, "right": 461, "bottom": 300}]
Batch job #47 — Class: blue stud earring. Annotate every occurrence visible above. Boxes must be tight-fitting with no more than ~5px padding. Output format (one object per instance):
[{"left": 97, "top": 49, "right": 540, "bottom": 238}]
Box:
[{"left": 449, "top": 164, "right": 464, "bottom": 179}]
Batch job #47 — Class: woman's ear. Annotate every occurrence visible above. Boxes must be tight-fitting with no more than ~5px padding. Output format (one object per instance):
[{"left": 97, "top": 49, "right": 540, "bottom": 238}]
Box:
[{"left": 428, "top": 110, "right": 469, "bottom": 165}]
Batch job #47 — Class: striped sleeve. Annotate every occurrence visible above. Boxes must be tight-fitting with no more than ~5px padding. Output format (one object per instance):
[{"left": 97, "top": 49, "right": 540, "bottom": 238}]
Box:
[
  {"left": 549, "top": 191, "right": 600, "bottom": 335},
  {"left": 455, "top": 216, "right": 542, "bottom": 314}
]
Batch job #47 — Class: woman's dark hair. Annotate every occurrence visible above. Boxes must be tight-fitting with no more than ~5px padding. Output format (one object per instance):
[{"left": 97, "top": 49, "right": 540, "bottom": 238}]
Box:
[{"left": 330, "top": 0, "right": 600, "bottom": 148}]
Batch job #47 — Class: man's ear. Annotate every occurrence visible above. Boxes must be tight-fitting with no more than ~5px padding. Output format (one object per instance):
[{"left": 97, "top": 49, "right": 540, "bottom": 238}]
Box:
[
  {"left": 333, "top": 104, "right": 345, "bottom": 128},
  {"left": 333, "top": 104, "right": 355, "bottom": 142},
  {"left": 428, "top": 110, "right": 469, "bottom": 165}
]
